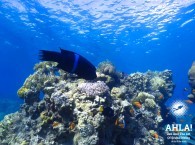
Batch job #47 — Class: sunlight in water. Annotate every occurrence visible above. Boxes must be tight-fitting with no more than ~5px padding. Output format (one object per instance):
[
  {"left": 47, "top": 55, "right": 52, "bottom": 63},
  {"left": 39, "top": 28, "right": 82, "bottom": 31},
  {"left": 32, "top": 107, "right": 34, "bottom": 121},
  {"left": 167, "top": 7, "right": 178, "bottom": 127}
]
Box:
[{"left": 0, "top": 0, "right": 195, "bottom": 49}]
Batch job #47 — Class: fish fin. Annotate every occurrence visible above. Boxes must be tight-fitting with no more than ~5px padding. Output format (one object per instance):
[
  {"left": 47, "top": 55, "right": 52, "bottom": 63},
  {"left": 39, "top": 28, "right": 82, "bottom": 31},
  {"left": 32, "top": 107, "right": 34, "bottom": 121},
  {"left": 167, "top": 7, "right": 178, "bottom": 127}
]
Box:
[
  {"left": 60, "top": 48, "right": 76, "bottom": 55},
  {"left": 39, "top": 50, "right": 61, "bottom": 62}
]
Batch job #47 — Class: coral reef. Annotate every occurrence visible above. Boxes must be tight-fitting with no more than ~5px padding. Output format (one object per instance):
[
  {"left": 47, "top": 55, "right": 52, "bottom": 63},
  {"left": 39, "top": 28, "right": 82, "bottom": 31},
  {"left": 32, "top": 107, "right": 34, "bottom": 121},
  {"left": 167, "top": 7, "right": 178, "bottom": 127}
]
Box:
[
  {"left": 188, "top": 61, "right": 195, "bottom": 102},
  {"left": 188, "top": 61, "right": 195, "bottom": 88},
  {"left": 0, "top": 61, "right": 175, "bottom": 145}
]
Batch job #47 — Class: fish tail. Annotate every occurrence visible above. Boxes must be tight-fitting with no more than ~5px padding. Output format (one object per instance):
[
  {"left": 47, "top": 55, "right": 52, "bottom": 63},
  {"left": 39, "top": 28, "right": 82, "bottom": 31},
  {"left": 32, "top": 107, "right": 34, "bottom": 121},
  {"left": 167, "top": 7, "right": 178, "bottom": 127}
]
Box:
[{"left": 39, "top": 50, "right": 62, "bottom": 62}]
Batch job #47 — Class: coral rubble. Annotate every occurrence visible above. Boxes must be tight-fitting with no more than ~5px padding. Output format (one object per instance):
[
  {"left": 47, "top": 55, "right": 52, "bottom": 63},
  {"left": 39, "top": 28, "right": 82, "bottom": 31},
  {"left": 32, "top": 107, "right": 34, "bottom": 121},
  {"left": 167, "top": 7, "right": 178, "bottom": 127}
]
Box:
[{"left": 0, "top": 61, "right": 175, "bottom": 145}]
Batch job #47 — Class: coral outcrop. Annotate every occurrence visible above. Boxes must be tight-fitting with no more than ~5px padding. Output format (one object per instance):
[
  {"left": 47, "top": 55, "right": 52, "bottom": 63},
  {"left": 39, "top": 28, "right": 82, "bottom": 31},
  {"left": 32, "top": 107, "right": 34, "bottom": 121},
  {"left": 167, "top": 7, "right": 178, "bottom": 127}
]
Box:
[
  {"left": 188, "top": 61, "right": 195, "bottom": 88},
  {"left": 0, "top": 61, "right": 175, "bottom": 145},
  {"left": 188, "top": 61, "right": 195, "bottom": 102}
]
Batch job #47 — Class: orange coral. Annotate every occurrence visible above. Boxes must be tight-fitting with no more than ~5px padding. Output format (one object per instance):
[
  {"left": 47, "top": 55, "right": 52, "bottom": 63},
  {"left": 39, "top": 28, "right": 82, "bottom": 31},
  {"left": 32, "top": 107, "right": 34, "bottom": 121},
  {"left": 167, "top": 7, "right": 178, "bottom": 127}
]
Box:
[
  {"left": 118, "top": 123, "right": 125, "bottom": 128},
  {"left": 115, "top": 118, "right": 125, "bottom": 129},
  {"left": 115, "top": 118, "right": 119, "bottom": 126}
]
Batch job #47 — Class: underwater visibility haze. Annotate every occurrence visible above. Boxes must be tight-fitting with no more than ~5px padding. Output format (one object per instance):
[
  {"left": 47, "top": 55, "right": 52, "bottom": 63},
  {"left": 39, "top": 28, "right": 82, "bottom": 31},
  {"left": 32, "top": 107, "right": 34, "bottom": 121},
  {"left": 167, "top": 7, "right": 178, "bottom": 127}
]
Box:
[{"left": 0, "top": 0, "right": 195, "bottom": 145}]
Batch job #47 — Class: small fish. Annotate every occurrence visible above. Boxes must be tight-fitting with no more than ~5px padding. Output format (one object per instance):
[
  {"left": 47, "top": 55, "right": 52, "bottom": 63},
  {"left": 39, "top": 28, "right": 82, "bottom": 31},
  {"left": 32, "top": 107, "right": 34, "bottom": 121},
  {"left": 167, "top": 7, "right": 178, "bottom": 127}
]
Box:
[
  {"left": 158, "top": 95, "right": 164, "bottom": 100},
  {"left": 179, "top": 119, "right": 185, "bottom": 123},
  {"left": 115, "top": 116, "right": 125, "bottom": 129},
  {"left": 52, "top": 121, "right": 61, "bottom": 128},
  {"left": 129, "top": 108, "right": 135, "bottom": 116},
  {"left": 100, "top": 106, "right": 114, "bottom": 117},
  {"left": 183, "top": 88, "right": 188, "bottom": 91},
  {"left": 185, "top": 100, "right": 194, "bottom": 104},
  {"left": 118, "top": 123, "right": 125, "bottom": 128},
  {"left": 69, "top": 122, "right": 75, "bottom": 130},
  {"left": 149, "top": 131, "right": 158, "bottom": 139},
  {"left": 193, "top": 89, "right": 195, "bottom": 93},
  {"left": 39, "top": 48, "right": 97, "bottom": 80},
  {"left": 133, "top": 101, "right": 142, "bottom": 109},
  {"left": 153, "top": 133, "right": 159, "bottom": 139}
]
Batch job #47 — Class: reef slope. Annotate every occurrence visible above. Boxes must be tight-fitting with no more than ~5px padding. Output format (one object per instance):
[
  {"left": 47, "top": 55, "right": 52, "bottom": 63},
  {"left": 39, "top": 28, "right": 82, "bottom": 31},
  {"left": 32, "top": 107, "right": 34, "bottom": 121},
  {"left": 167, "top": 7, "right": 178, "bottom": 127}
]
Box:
[{"left": 0, "top": 61, "right": 175, "bottom": 145}]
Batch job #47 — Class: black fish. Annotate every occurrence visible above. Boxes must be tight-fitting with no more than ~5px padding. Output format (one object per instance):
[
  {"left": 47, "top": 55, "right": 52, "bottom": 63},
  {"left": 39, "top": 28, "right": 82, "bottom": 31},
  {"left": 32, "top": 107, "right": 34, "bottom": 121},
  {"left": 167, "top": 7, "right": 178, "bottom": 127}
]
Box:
[{"left": 39, "top": 48, "right": 97, "bottom": 80}]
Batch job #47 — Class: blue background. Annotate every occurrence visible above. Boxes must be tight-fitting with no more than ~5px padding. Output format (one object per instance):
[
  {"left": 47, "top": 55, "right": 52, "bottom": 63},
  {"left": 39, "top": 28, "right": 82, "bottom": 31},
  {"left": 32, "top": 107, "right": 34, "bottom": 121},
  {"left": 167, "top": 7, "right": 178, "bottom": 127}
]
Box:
[{"left": 0, "top": 0, "right": 195, "bottom": 125}]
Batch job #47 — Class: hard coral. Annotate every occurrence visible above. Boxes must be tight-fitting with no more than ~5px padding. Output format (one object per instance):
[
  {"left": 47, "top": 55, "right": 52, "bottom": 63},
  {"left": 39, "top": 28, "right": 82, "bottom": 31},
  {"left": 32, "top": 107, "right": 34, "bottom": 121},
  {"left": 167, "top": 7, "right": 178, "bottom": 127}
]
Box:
[
  {"left": 133, "top": 92, "right": 155, "bottom": 103},
  {"left": 150, "top": 76, "right": 166, "bottom": 91},
  {"left": 17, "top": 62, "right": 60, "bottom": 104},
  {"left": 111, "top": 85, "right": 127, "bottom": 98},
  {"left": 144, "top": 98, "right": 156, "bottom": 109},
  {"left": 78, "top": 81, "right": 109, "bottom": 98},
  {"left": 97, "top": 61, "right": 116, "bottom": 76},
  {"left": 188, "top": 61, "right": 195, "bottom": 88},
  {"left": 17, "top": 87, "right": 29, "bottom": 98},
  {"left": 0, "top": 61, "right": 175, "bottom": 145}
]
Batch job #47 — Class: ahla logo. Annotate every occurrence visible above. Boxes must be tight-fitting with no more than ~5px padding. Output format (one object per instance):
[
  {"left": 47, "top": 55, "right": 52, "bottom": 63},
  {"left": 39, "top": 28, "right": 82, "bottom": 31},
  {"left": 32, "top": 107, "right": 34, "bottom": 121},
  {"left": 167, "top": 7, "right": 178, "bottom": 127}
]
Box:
[
  {"left": 170, "top": 100, "right": 188, "bottom": 117},
  {"left": 165, "top": 124, "right": 193, "bottom": 132}
]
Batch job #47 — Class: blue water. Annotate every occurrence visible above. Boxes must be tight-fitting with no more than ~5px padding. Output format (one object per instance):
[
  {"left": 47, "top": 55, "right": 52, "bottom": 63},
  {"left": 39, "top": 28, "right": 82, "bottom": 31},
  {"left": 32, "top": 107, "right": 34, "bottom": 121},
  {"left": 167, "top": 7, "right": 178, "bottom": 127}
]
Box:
[{"left": 0, "top": 0, "right": 195, "bottom": 131}]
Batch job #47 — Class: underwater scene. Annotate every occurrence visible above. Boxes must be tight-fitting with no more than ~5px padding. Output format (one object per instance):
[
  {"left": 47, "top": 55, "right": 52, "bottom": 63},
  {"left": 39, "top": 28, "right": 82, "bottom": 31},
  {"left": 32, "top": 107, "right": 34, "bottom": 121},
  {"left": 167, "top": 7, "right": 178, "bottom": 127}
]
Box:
[{"left": 0, "top": 0, "right": 195, "bottom": 145}]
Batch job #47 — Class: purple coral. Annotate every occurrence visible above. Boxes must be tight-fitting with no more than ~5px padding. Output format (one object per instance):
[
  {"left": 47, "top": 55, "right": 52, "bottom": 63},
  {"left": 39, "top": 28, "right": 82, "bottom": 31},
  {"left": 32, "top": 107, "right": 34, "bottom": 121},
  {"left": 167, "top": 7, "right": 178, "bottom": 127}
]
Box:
[{"left": 78, "top": 81, "right": 109, "bottom": 97}]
